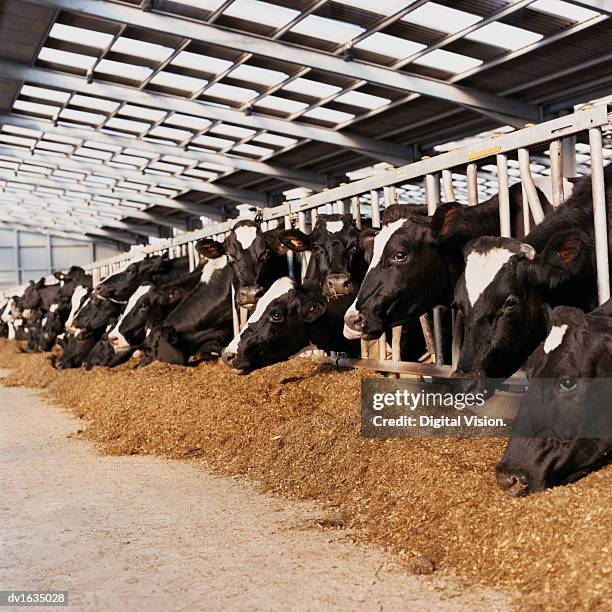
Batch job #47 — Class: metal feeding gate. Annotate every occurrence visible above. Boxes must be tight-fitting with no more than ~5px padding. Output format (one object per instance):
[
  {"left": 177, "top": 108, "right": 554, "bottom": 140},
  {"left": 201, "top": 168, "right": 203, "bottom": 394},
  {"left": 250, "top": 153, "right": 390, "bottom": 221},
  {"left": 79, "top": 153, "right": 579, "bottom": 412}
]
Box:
[{"left": 83, "top": 105, "right": 611, "bottom": 382}]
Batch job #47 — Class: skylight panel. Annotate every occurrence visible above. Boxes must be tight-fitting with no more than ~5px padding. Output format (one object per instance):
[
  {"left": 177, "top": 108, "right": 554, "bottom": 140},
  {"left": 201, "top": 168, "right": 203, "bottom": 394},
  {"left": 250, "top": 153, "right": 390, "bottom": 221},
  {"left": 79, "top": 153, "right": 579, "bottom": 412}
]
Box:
[
  {"left": 48, "top": 23, "right": 114, "bottom": 49},
  {"left": 172, "top": 52, "right": 232, "bottom": 74},
  {"left": 333, "top": 0, "right": 413, "bottom": 15},
  {"left": 54, "top": 170, "right": 84, "bottom": 181},
  {"left": 105, "top": 117, "right": 150, "bottom": 133},
  {"left": 96, "top": 59, "right": 153, "bottom": 80},
  {"left": 148, "top": 126, "right": 193, "bottom": 141},
  {"left": 256, "top": 96, "right": 308, "bottom": 113},
  {"left": 302, "top": 107, "right": 355, "bottom": 123},
  {"left": 165, "top": 114, "right": 211, "bottom": 131},
  {"left": 205, "top": 83, "right": 258, "bottom": 103},
  {"left": 118, "top": 105, "right": 166, "bottom": 123},
  {"left": 413, "top": 49, "right": 482, "bottom": 73},
  {"left": 335, "top": 91, "right": 390, "bottom": 109},
  {"left": 529, "top": 0, "right": 599, "bottom": 21},
  {"left": 199, "top": 162, "right": 232, "bottom": 172},
  {"left": 252, "top": 133, "right": 297, "bottom": 147},
  {"left": 355, "top": 33, "right": 425, "bottom": 59},
  {"left": 184, "top": 168, "right": 218, "bottom": 180},
  {"left": 35, "top": 141, "right": 73, "bottom": 154},
  {"left": 111, "top": 37, "right": 174, "bottom": 62},
  {"left": 401, "top": 2, "right": 481, "bottom": 33},
  {"left": 232, "top": 143, "right": 274, "bottom": 156},
  {"left": 150, "top": 72, "right": 208, "bottom": 92},
  {"left": 282, "top": 78, "right": 342, "bottom": 98},
  {"left": 73, "top": 147, "right": 113, "bottom": 160},
  {"left": 122, "top": 148, "right": 157, "bottom": 160},
  {"left": 171, "top": 0, "right": 234, "bottom": 10},
  {"left": 229, "top": 65, "right": 288, "bottom": 86},
  {"left": 211, "top": 124, "right": 256, "bottom": 139},
  {"left": 2, "top": 125, "right": 42, "bottom": 139},
  {"left": 113, "top": 154, "right": 150, "bottom": 166},
  {"left": 38, "top": 48, "right": 97, "bottom": 71},
  {"left": 148, "top": 161, "right": 185, "bottom": 174},
  {"left": 192, "top": 134, "right": 235, "bottom": 149},
  {"left": 59, "top": 108, "right": 106, "bottom": 125},
  {"left": 223, "top": 0, "right": 300, "bottom": 28},
  {"left": 13, "top": 100, "right": 58, "bottom": 117},
  {"left": 20, "top": 85, "right": 70, "bottom": 104},
  {"left": 466, "top": 21, "right": 543, "bottom": 50},
  {"left": 291, "top": 15, "right": 364, "bottom": 43},
  {"left": 71, "top": 95, "right": 119, "bottom": 113}
]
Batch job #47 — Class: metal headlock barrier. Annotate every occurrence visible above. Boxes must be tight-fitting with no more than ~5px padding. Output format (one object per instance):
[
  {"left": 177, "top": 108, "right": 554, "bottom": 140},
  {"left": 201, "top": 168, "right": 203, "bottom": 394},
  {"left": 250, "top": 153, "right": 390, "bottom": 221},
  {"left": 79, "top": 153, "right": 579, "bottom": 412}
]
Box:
[{"left": 5, "top": 105, "right": 611, "bottom": 384}]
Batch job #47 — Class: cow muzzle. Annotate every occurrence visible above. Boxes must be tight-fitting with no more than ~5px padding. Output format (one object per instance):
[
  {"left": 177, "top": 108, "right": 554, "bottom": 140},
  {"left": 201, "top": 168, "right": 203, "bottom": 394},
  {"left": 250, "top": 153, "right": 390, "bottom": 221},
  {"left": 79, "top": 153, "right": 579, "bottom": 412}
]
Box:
[
  {"left": 324, "top": 274, "right": 353, "bottom": 298},
  {"left": 450, "top": 370, "right": 490, "bottom": 395},
  {"left": 221, "top": 349, "right": 247, "bottom": 374},
  {"left": 495, "top": 466, "right": 530, "bottom": 497},
  {"left": 236, "top": 286, "right": 263, "bottom": 307},
  {"left": 343, "top": 310, "right": 364, "bottom": 340}
]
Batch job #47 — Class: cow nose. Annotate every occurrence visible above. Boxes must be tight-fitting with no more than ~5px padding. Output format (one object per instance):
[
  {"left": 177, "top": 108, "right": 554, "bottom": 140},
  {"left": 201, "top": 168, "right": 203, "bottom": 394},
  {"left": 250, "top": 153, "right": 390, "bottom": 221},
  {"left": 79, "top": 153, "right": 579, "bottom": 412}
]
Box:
[
  {"left": 344, "top": 310, "right": 364, "bottom": 332},
  {"left": 496, "top": 467, "right": 529, "bottom": 497},
  {"left": 221, "top": 349, "right": 237, "bottom": 366},
  {"left": 237, "top": 286, "right": 263, "bottom": 307},
  {"left": 325, "top": 274, "right": 353, "bottom": 297}
]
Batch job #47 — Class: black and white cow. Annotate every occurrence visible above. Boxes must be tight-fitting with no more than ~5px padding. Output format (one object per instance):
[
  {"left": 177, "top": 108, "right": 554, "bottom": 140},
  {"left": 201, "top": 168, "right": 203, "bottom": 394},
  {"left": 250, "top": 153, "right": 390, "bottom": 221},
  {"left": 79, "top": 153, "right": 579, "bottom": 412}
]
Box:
[
  {"left": 343, "top": 183, "right": 550, "bottom": 340},
  {"left": 196, "top": 220, "right": 291, "bottom": 309},
  {"left": 140, "top": 251, "right": 233, "bottom": 365},
  {"left": 496, "top": 301, "right": 612, "bottom": 496},
  {"left": 452, "top": 168, "right": 611, "bottom": 394}
]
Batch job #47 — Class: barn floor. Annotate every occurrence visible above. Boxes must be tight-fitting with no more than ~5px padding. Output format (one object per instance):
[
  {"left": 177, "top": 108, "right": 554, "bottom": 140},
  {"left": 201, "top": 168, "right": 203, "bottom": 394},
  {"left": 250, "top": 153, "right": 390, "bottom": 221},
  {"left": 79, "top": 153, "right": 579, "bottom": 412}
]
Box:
[{"left": 0, "top": 375, "right": 509, "bottom": 611}]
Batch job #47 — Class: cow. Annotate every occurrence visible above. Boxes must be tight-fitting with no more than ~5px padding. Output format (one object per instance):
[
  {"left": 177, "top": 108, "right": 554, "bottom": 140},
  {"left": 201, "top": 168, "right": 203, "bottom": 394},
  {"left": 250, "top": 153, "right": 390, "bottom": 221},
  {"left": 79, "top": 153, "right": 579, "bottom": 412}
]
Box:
[
  {"left": 451, "top": 167, "right": 611, "bottom": 394},
  {"left": 222, "top": 214, "right": 368, "bottom": 372},
  {"left": 196, "top": 219, "right": 292, "bottom": 309},
  {"left": 140, "top": 250, "right": 233, "bottom": 366},
  {"left": 343, "top": 183, "right": 551, "bottom": 341},
  {"left": 496, "top": 300, "right": 612, "bottom": 496}
]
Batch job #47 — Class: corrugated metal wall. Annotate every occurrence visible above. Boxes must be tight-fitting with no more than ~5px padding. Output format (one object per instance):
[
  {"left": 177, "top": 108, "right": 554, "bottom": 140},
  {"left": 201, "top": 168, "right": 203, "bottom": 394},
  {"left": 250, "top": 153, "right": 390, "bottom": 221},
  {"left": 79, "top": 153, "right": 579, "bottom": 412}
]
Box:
[{"left": 0, "top": 228, "right": 124, "bottom": 288}]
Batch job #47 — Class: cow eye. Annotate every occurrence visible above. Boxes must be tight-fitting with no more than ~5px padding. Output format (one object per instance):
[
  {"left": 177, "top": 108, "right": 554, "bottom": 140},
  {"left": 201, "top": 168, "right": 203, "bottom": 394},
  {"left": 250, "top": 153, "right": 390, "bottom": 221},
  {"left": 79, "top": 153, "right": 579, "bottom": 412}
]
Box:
[
  {"left": 504, "top": 295, "right": 519, "bottom": 309},
  {"left": 393, "top": 251, "right": 408, "bottom": 263},
  {"left": 348, "top": 244, "right": 359, "bottom": 254},
  {"left": 558, "top": 378, "right": 577, "bottom": 393},
  {"left": 269, "top": 311, "right": 284, "bottom": 322}
]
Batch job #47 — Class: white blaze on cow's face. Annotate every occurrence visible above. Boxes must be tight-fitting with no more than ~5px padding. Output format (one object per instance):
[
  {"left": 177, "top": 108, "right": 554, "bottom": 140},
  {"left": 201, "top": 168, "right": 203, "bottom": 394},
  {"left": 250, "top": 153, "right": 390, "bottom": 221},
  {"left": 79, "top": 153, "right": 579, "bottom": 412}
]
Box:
[
  {"left": 200, "top": 254, "right": 228, "bottom": 284},
  {"left": 325, "top": 220, "right": 344, "bottom": 234},
  {"left": 49, "top": 303, "right": 59, "bottom": 313},
  {"left": 543, "top": 324, "right": 569, "bottom": 354},
  {"left": 234, "top": 225, "right": 258, "bottom": 250},
  {"left": 1, "top": 298, "right": 14, "bottom": 323},
  {"left": 226, "top": 276, "right": 295, "bottom": 354},
  {"left": 108, "top": 285, "right": 152, "bottom": 353},
  {"left": 464, "top": 247, "right": 515, "bottom": 307},
  {"left": 65, "top": 285, "right": 89, "bottom": 332}
]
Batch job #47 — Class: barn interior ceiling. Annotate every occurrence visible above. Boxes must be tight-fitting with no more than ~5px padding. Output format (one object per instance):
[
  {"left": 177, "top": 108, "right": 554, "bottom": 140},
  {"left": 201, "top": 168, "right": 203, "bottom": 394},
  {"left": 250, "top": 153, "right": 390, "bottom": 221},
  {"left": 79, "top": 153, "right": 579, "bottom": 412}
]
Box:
[{"left": 0, "top": 0, "right": 609, "bottom": 244}]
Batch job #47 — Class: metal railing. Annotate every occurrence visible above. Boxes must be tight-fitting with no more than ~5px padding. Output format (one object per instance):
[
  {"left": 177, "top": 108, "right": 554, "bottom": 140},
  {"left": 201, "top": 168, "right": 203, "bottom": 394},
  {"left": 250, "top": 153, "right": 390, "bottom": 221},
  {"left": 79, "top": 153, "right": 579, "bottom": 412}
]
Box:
[{"left": 5, "top": 105, "right": 611, "bottom": 379}]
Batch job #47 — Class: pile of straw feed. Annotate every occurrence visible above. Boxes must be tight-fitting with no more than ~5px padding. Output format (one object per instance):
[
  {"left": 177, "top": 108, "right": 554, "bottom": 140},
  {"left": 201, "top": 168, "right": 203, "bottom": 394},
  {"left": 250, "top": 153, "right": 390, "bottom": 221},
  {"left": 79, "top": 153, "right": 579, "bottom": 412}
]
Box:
[{"left": 0, "top": 339, "right": 609, "bottom": 611}]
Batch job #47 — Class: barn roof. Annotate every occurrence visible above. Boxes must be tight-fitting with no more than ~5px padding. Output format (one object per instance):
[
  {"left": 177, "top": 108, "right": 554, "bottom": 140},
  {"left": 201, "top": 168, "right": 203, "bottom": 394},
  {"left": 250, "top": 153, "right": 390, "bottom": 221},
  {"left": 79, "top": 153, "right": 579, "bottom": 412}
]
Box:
[{"left": 0, "top": 0, "right": 609, "bottom": 244}]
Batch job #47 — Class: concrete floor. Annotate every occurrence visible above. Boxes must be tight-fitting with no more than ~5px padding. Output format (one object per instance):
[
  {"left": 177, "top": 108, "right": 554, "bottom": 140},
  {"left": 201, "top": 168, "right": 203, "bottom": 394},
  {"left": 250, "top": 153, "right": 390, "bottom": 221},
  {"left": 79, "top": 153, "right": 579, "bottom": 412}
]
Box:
[{"left": 0, "top": 377, "right": 509, "bottom": 611}]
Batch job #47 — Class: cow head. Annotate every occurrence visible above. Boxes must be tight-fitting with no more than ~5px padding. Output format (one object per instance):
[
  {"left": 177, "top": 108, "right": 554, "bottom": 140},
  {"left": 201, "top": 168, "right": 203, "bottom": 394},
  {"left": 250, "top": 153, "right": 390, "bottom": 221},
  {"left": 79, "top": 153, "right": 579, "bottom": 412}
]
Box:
[
  {"left": 54, "top": 328, "right": 100, "bottom": 369},
  {"left": 343, "top": 207, "right": 452, "bottom": 340},
  {"left": 73, "top": 294, "right": 123, "bottom": 332},
  {"left": 196, "top": 220, "right": 288, "bottom": 308},
  {"left": 452, "top": 230, "right": 594, "bottom": 394},
  {"left": 496, "top": 304, "right": 612, "bottom": 496},
  {"left": 279, "top": 214, "right": 367, "bottom": 299},
  {"left": 221, "top": 277, "right": 325, "bottom": 373},
  {"left": 96, "top": 255, "right": 165, "bottom": 302},
  {"left": 39, "top": 299, "right": 70, "bottom": 351},
  {"left": 140, "top": 325, "right": 186, "bottom": 366}
]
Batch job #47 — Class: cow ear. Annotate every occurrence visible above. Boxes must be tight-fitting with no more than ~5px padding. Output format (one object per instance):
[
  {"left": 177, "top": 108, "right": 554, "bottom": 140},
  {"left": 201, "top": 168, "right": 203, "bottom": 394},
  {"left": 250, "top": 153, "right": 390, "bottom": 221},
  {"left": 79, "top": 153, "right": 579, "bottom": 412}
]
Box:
[
  {"left": 301, "top": 297, "right": 326, "bottom": 322},
  {"left": 196, "top": 238, "right": 225, "bottom": 259},
  {"left": 163, "top": 287, "right": 188, "bottom": 305},
  {"left": 430, "top": 202, "right": 462, "bottom": 243},
  {"left": 359, "top": 228, "right": 378, "bottom": 264},
  {"left": 263, "top": 229, "right": 288, "bottom": 256},
  {"left": 528, "top": 229, "right": 592, "bottom": 287},
  {"left": 278, "top": 229, "right": 310, "bottom": 252},
  {"left": 53, "top": 271, "right": 65, "bottom": 281},
  {"left": 161, "top": 325, "right": 178, "bottom": 345}
]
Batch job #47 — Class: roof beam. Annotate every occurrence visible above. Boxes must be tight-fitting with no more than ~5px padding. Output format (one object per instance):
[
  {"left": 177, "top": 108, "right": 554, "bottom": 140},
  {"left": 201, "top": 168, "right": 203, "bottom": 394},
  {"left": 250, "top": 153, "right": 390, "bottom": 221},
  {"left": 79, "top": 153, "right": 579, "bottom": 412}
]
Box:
[
  {"left": 564, "top": 0, "right": 612, "bottom": 16},
  {"left": 28, "top": 0, "right": 540, "bottom": 123},
  {"left": 0, "top": 59, "right": 414, "bottom": 165},
  {"left": 0, "top": 220, "right": 101, "bottom": 245},
  {"left": 0, "top": 168, "right": 226, "bottom": 218},
  {"left": 0, "top": 115, "right": 325, "bottom": 191}
]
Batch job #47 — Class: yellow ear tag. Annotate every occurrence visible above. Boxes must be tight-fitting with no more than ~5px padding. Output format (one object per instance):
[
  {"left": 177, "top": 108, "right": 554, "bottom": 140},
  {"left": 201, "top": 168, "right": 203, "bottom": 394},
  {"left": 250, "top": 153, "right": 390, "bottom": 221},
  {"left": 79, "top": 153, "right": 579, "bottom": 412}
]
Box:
[{"left": 291, "top": 239, "right": 301, "bottom": 247}]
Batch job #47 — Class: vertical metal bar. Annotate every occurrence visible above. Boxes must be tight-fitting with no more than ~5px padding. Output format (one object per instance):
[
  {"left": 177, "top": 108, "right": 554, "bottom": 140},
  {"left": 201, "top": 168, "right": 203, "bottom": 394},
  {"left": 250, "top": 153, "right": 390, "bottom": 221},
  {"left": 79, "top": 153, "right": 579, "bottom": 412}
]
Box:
[
  {"left": 284, "top": 215, "right": 295, "bottom": 279},
  {"left": 187, "top": 241, "right": 195, "bottom": 272},
  {"left": 522, "top": 183, "right": 531, "bottom": 236},
  {"left": 442, "top": 169, "right": 456, "bottom": 202},
  {"left": 451, "top": 310, "right": 464, "bottom": 367},
  {"left": 496, "top": 153, "right": 512, "bottom": 238},
  {"left": 433, "top": 308, "right": 444, "bottom": 366},
  {"left": 562, "top": 134, "right": 577, "bottom": 178},
  {"left": 391, "top": 326, "right": 402, "bottom": 362},
  {"left": 231, "top": 285, "right": 239, "bottom": 336},
  {"left": 240, "top": 307, "right": 249, "bottom": 329},
  {"left": 46, "top": 233, "right": 52, "bottom": 276},
  {"left": 336, "top": 199, "right": 346, "bottom": 214},
  {"left": 549, "top": 138, "right": 564, "bottom": 207},
  {"left": 370, "top": 190, "right": 381, "bottom": 228},
  {"left": 589, "top": 127, "right": 610, "bottom": 304},
  {"left": 518, "top": 147, "right": 545, "bottom": 224},
  {"left": 298, "top": 211, "right": 309, "bottom": 281},
  {"left": 351, "top": 196, "right": 362, "bottom": 229},
  {"left": 419, "top": 314, "right": 436, "bottom": 359},
  {"left": 14, "top": 230, "right": 20, "bottom": 285},
  {"left": 467, "top": 163, "right": 479, "bottom": 206}
]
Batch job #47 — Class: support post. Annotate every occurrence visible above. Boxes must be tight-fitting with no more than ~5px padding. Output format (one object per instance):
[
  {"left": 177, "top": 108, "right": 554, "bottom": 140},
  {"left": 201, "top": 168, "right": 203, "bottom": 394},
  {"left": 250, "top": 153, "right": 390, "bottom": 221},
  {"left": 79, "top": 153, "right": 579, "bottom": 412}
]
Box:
[{"left": 496, "top": 153, "right": 512, "bottom": 238}]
